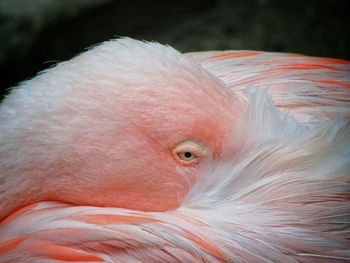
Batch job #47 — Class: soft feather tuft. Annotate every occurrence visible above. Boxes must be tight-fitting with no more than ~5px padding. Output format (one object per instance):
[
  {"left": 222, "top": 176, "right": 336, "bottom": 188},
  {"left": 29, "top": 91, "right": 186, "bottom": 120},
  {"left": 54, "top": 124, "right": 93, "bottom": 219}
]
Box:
[{"left": 1, "top": 89, "right": 349, "bottom": 262}]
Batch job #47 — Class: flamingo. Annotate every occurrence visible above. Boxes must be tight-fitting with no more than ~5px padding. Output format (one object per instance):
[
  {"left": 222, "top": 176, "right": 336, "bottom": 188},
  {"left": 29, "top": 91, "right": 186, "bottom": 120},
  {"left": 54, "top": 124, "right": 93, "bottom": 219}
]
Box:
[{"left": 0, "top": 38, "right": 349, "bottom": 262}]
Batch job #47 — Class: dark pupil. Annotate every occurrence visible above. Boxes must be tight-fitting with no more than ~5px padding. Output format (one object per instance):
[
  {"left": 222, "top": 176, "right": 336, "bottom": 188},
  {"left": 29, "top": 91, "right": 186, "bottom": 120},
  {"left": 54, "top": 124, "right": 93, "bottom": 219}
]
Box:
[{"left": 184, "top": 152, "right": 192, "bottom": 158}]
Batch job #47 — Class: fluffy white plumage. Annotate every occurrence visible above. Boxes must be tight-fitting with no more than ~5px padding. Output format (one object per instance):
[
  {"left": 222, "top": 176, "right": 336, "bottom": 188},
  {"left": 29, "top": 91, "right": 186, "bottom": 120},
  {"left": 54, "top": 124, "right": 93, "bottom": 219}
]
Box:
[{"left": 0, "top": 38, "right": 349, "bottom": 262}]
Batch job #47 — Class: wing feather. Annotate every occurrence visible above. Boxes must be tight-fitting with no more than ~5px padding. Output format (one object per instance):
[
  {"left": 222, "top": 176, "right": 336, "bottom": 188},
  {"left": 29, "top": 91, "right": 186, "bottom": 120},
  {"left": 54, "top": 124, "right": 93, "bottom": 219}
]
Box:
[{"left": 186, "top": 51, "right": 350, "bottom": 121}]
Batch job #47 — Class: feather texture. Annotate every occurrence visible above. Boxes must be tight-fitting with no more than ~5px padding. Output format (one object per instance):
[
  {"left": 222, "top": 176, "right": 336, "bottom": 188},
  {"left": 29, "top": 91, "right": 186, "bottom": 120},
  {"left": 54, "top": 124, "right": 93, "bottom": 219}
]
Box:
[
  {"left": 0, "top": 39, "right": 349, "bottom": 262},
  {"left": 1, "top": 89, "right": 349, "bottom": 262}
]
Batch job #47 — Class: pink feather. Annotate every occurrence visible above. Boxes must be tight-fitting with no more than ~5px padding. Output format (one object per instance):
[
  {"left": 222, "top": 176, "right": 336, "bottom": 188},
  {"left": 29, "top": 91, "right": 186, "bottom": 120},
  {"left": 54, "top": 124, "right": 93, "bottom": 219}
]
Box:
[{"left": 0, "top": 38, "right": 349, "bottom": 262}]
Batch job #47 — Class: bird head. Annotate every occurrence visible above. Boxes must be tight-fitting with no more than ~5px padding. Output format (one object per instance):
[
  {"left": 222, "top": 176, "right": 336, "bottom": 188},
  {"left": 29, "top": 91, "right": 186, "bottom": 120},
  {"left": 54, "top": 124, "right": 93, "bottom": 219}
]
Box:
[{"left": 0, "top": 38, "right": 242, "bottom": 220}]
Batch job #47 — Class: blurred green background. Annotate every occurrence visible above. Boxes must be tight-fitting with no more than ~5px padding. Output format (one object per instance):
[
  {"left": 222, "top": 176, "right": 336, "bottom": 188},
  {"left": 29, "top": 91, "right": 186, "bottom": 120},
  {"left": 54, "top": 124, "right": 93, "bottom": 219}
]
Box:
[{"left": 0, "top": 0, "right": 349, "bottom": 97}]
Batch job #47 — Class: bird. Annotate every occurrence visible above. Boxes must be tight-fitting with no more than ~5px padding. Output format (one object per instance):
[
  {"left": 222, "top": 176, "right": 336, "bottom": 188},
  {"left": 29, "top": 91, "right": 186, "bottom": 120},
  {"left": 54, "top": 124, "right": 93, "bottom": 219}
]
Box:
[{"left": 0, "top": 38, "right": 349, "bottom": 262}]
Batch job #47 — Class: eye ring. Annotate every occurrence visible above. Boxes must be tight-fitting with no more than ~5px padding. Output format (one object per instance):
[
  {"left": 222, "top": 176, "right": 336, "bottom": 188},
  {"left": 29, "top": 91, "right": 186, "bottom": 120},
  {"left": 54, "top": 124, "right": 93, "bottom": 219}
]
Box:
[{"left": 172, "top": 140, "right": 207, "bottom": 165}]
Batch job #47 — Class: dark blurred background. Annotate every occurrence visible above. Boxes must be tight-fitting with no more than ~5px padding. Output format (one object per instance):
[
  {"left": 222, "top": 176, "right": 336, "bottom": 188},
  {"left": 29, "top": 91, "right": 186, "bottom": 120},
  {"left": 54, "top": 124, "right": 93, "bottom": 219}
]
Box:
[{"left": 1, "top": 0, "right": 349, "bottom": 98}]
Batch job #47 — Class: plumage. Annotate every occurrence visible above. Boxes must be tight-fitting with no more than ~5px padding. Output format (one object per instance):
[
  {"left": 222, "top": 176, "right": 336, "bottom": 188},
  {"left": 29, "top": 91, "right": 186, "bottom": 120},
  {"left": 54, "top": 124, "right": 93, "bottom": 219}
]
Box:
[{"left": 0, "top": 38, "right": 349, "bottom": 262}]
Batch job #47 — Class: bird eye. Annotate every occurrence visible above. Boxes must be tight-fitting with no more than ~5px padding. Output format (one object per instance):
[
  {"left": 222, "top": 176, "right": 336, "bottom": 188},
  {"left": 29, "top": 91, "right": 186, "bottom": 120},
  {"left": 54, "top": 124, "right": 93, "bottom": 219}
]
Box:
[
  {"left": 177, "top": 151, "right": 197, "bottom": 161},
  {"left": 172, "top": 140, "right": 207, "bottom": 165}
]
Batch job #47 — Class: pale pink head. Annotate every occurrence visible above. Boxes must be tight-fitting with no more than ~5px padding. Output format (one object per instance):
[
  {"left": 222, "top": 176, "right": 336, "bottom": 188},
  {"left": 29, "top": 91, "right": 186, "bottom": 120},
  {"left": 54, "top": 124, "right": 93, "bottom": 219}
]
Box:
[{"left": 0, "top": 38, "right": 242, "bottom": 220}]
